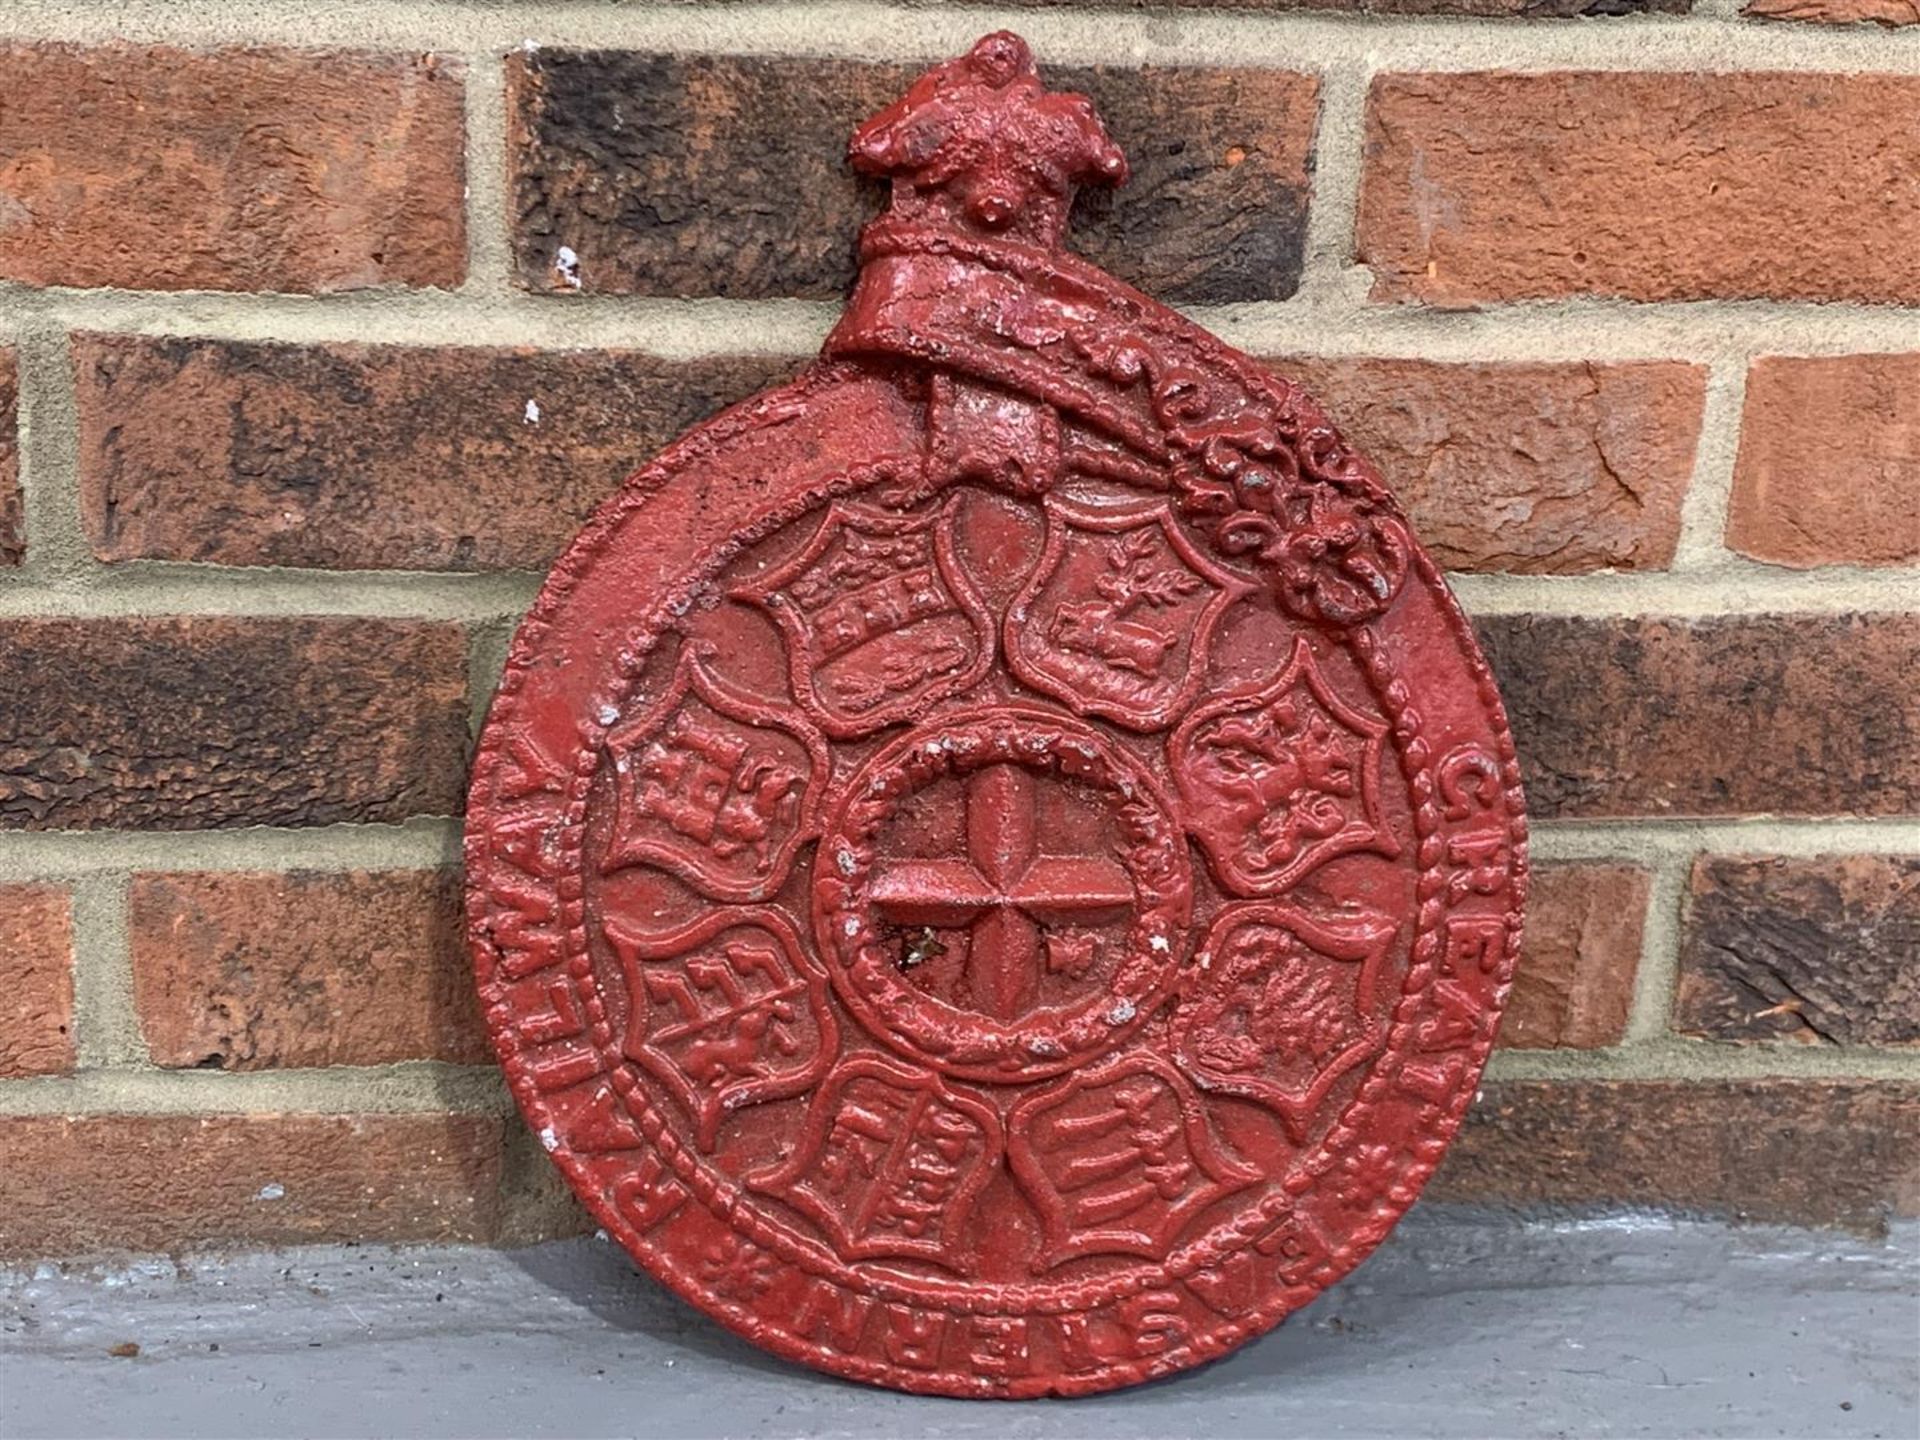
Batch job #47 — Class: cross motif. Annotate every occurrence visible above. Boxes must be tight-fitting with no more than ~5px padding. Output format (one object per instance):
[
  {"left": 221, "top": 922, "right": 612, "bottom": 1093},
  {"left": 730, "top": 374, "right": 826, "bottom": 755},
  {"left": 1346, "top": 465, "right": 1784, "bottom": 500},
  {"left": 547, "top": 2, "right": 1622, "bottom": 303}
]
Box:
[{"left": 867, "top": 764, "right": 1135, "bottom": 1020}]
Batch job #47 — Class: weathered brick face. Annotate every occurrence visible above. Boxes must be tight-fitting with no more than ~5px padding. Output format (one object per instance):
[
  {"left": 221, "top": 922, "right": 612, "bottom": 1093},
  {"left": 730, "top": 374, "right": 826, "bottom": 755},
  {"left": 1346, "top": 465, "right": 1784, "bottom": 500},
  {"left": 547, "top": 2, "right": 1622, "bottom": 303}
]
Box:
[
  {"left": 0, "top": 884, "right": 74, "bottom": 1078},
  {"left": 1052, "top": 0, "right": 1690, "bottom": 10},
  {"left": 1436, "top": 1081, "right": 1920, "bottom": 1232},
  {"left": 1677, "top": 856, "right": 1920, "bottom": 1047},
  {"left": 0, "top": 618, "right": 470, "bottom": 830},
  {"left": 1273, "top": 359, "right": 1704, "bottom": 574},
  {"left": 1744, "top": 0, "right": 1918, "bottom": 20},
  {"left": 0, "top": 44, "right": 467, "bottom": 294},
  {"left": 1357, "top": 72, "right": 1920, "bottom": 306},
  {"left": 130, "top": 870, "right": 489, "bottom": 1070},
  {"left": 1500, "top": 864, "right": 1648, "bottom": 1050},
  {"left": 1480, "top": 614, "right": 1920, "bottom": 818},
  {"left": 1055, "top": 66, "right": 1319, "bottom": 304},
  {"left": 1727, "top": 355, "right": 1920, "bottom": 570},
  {"left": 510, "top": 53, "right": 1317, "bottom": 304},
  {"left": 0, "top": 1114, "right": 506, "bottom": 1257},
  {"left": 76, "top": 335, "right": 802, "bottom": 571},
  {"left": 0, "top": 10, "right": 1913, "bottom": 1256}
]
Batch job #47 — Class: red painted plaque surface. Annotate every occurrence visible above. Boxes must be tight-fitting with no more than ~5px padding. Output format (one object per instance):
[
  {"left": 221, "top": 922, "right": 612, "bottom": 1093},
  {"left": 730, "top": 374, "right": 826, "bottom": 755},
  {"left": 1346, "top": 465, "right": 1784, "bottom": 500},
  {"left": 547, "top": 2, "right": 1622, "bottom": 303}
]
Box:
[{"left": 468, "top": 33, "right": 1527, "bottom": 1398}]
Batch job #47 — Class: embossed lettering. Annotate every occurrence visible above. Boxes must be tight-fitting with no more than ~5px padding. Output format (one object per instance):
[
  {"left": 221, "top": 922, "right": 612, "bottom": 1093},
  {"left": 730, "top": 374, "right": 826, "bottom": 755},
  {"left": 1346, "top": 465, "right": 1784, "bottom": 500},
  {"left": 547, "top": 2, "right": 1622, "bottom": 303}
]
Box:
[
  {"left": 1443, "top": 915, "right": 1509, "bottom": 977},
  {"left": 792, "top": 1281, "right": 875, "bottom": 1354},
  {"left": 518, "top": 978, "right": 586, "bottom": 1047},
  {"left": 1413, "top": 977, "right": 1485, "bottom": 1055},
  {"left": 965, "top": 1316, "right": 1031, "bottom": 1378},
  {"left": 610, "top": 1153, "right": 689, "bottom": 1233},
  {"left": 526, "top": 1047, "right": 600, "bottom": 1093},
  {"left": 489, "top": 888, "right": 563, "bottom": 982},
  {"left": 568, "top": 1084, "right": 645, "bottom": 1153},
  {"left": 880, "top": 1306, "right": 947, "bottom": 1370}
]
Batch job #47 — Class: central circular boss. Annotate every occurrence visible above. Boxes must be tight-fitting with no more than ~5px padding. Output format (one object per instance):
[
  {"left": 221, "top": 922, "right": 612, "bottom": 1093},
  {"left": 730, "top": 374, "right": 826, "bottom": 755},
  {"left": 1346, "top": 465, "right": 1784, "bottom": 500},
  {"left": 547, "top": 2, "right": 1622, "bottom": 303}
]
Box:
[{"left": 812, "top": 708, "right": 1192, "bottom": 1082}]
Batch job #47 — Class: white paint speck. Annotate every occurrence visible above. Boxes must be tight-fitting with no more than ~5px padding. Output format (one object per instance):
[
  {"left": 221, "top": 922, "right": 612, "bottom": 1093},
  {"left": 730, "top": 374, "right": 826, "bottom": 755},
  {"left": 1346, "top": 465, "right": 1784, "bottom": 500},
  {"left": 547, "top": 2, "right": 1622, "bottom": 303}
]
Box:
[
  {"left": 1149, "top": 934, "right": 1171, "bottom": 953},
  {"left": 539, "top": 1125, "right": 559, "bottom": 1152},
  {"left": 1106, "top": 999, "right": 1136, "bottom": 1025},
  {"left": 836, "top": 850, "right": 856, "bottom": 876},
  {"left": 554, "top": 246, "right": 582, "bottom": 290},
  {"left": 597, "top": 704, "right": 619, "bottom": 726},
  {"left": 255, "top": 1182, "right": 286, "bottom": 1202},
  {"left": 524, "top": 398, "right": 541, "bottom": 425},
  {"left": 843, "top": 917, "right": 860, "bottom": 937}
]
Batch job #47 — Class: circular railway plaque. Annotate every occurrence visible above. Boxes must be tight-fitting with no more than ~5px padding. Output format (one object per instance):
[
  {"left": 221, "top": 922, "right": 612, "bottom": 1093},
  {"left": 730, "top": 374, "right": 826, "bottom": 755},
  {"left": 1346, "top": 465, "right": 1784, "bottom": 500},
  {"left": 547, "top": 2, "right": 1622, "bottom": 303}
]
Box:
[{"left": 468, "top": 32, "right": 1527, "bottom": 1398}]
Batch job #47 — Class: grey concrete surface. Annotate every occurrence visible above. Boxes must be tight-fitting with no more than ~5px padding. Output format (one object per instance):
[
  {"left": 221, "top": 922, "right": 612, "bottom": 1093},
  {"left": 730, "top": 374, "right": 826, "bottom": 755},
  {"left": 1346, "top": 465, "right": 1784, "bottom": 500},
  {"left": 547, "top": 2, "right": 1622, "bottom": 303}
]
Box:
[{"left": 2, "top": 1209, "right": 1916, "bottom": 1440}]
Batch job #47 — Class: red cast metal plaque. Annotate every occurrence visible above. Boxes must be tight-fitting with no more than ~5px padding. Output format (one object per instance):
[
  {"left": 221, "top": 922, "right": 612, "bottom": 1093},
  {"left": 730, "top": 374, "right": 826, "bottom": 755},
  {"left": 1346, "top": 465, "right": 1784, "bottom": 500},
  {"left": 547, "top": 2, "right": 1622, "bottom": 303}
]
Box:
[{"left": 468, "top": 33, "right": 1527, "bottom": 1398}]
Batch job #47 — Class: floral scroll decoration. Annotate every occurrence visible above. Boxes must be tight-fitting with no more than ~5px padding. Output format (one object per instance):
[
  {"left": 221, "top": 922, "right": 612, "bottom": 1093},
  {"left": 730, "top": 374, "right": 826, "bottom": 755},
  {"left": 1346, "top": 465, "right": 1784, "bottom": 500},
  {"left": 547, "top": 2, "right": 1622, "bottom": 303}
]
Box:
[{"left": 1074, "top": 333, "right": 1413, "bottom": 630}]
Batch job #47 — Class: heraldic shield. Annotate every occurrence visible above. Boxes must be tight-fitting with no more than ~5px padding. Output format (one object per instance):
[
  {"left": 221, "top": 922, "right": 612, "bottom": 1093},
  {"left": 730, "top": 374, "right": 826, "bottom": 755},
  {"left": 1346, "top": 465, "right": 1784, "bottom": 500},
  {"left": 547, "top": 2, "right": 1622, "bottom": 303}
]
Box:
[{"left": 468, "top": 31, "right": 1527, "bottom": 1400}]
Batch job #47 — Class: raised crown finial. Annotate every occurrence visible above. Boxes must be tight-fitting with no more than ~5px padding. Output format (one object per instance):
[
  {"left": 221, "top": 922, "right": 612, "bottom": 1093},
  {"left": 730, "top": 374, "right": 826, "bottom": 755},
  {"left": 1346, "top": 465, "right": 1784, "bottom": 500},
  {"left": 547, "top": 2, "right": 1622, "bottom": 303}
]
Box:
[{"left": 850, "top": 32, "right": 1128, "bottom": 250}]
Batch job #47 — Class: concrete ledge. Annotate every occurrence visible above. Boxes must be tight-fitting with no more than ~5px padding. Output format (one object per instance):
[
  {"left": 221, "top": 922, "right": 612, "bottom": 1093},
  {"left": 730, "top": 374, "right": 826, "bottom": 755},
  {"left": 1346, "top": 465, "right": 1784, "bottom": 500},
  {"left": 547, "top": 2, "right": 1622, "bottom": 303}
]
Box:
[{"left": 3, "top": 1208, "right": 1916, "bottom": 1438}]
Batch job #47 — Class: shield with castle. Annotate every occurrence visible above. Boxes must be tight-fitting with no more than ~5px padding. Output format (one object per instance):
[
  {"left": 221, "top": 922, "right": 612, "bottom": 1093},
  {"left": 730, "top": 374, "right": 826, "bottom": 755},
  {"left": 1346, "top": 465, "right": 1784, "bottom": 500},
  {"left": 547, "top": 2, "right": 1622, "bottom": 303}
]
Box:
[{"left": 468, "top": 33, "right": 1526, "bottom": 1398}]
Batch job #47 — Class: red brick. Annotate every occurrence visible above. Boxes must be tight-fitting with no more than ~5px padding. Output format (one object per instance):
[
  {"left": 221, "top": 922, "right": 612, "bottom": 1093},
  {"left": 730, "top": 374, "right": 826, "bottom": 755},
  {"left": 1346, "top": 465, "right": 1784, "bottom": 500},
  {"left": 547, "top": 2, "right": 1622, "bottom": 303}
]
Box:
[
  {"left": 0, "top": 618, "right": 469, "bottom": 831},
  {"left": 1275, "top": 359, "right": 1703, "bottom": 573},
  {"left": 75, "top": 335, "right": 800, "bottom": 572},
  {"left": 510, "top": 52, "right": 1316, "bottom": 303},
  {"left": 1357, "top": 73, "right": 1920, "bottom": 305},
  {"left": 0, "top": 1113, "right": 505, "bottom": 1257},
  {"left": 1726, "top": 355, "right": 1920, "bottom": 569},
  {"left": 1059, "top": 65, "right": 1319, "bottom": 305},
  {"left": 0, "top": 884, "right": 74, "bottom": 1078},
  {"left": 0, "top": 349, "right": 19, "bottom": 566},
  {"left": 0, "top": 44, "right": 465, "bottom": 294},
  {"left": 1744, "top": 0, "right": 1917, "bottom": 21},
  {"left": 1500, "top": 863, "right": 1647, "bottom": 1049},
  {"left": 130, "top": 870, "right": 487, "bottom": 1070},
  {"left": 1434, "top": 1080, "right": 1920, "bottom": 1231},
  {"left": 1677, "top": 855, "right": 1920, "bottom": 1046},
  {"left": 1479, "top": 613, "right": 1920, "bottom": 819}
]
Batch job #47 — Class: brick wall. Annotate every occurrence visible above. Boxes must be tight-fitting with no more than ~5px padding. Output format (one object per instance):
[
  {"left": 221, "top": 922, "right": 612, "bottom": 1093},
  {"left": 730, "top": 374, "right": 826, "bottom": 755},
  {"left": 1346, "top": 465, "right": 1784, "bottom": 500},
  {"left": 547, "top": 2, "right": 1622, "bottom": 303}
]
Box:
[{"left": 1, "top": 2, "right": 1915, "bottom": 1259}]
